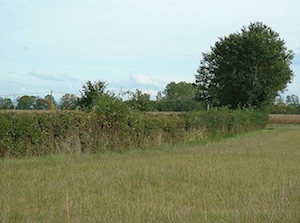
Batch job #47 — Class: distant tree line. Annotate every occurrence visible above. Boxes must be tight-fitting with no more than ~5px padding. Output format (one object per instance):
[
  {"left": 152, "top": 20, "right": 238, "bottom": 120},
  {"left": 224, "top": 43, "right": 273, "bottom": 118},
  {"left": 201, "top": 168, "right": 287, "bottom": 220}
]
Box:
[
  {"left": 0, "top": 81, "right": 203, "bottom": 112},
  {"left": 1, "top": 22, "right": 295, "bottom": 113},
  {"left": 1, "top": 80, "right": 298, "bottom": 114},
  {"left": 270, "top": 94, "right": 300, "bottom": 114}
]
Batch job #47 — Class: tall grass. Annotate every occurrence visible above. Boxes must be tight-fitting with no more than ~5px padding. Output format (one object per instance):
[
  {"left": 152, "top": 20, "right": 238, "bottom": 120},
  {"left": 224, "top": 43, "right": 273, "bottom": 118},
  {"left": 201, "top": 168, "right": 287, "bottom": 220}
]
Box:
[{"left": 1, "top": 125, "right": 299, "bottom": 222}]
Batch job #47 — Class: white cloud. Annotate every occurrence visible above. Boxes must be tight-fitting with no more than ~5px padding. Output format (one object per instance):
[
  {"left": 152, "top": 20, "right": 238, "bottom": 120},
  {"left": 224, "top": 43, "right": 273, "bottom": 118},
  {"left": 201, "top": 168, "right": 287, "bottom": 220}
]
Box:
[
  {"left": 28, "top": 71, "right": 82, "bottom": 83},
  {"left": 1, "top": 0, "right": 300, "bottom": 99},
  {"left": 130, "top": 74, "right": 162, "bottom": 87},
  {"left": 29, "top": 71, "right": 67, "bottom": 82},
  {"left": 107, "top": 74, "right": 171, "bottom": 99},
  {"left": 0, "top": 70, "right": 82, "bottom": 101}
]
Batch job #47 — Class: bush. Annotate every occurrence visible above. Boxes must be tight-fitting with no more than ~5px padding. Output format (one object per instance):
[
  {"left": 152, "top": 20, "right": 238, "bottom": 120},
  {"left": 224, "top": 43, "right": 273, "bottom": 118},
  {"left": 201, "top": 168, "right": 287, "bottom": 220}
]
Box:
[
  {"left": 184, "top": 109, "right": 268, "bottom": 139},
  {"left": 0, "top": 109, "right": 268, "bottom": 158},
  {"left": 0, "top": 111, "right": 91, "bottom": 157}
]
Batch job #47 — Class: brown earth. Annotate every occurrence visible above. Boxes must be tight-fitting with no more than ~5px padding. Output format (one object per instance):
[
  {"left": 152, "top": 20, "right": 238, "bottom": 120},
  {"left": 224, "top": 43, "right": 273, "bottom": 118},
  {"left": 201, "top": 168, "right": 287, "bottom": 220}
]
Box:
[{"left": 269, "top": 114, "right": 300, "bottom": 124}]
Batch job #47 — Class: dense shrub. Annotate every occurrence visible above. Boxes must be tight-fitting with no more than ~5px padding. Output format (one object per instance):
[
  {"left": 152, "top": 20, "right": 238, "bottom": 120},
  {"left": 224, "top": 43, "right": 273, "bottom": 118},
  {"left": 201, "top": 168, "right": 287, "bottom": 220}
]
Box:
[
  {"left": 0, "top": 111, "right": 90, "bottom": 157},
  {"left": 0, "top": 109, "right": 268, "bottom": 158},
  {"left": 184, "top": 109, "right": 268, "bottom": 139}
]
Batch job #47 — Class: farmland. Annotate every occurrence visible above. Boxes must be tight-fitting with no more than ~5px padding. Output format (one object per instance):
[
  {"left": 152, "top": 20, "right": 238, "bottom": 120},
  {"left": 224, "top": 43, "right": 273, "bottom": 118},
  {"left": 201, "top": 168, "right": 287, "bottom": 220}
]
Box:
[
  {"left": 269, "top": 114, "right": 300, "bottom": 124},
  {"left": 1, "top": 124, "right": 300, "bottom": 222}
]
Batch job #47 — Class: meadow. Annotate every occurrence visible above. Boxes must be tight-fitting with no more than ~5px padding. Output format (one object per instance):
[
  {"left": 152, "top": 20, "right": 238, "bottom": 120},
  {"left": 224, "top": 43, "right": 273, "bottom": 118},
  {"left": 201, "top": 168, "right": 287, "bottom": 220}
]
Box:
[{"left": 1, "top": 124, "right": 300, "bottom": 222}]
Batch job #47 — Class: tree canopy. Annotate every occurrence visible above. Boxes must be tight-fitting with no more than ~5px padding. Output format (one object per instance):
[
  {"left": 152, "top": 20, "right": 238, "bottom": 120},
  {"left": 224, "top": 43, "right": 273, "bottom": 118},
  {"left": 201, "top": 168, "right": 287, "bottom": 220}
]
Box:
[
  {"left": 16, "top": 96, "right": 36, "bottom": 109},
  {"left": 0, "top": 97, "right": 14, "bottom": 109},
  {"left": 162, "top": 82, "right": 196, "bottom": 100},
  {"left": 78, "top": 80, "right": 107, "bottom": 109},
  {"left": 156, "top": 82, "right": 203, "bottom": 111},
  {"left": 195, "top": 22, "right": 294, "bottom": 109},
  {"left": 125, "top": 89, "right": 152, "bottom": 111},
  {"left": 60, "top": 94, "right": 78, "bottom": 110}
]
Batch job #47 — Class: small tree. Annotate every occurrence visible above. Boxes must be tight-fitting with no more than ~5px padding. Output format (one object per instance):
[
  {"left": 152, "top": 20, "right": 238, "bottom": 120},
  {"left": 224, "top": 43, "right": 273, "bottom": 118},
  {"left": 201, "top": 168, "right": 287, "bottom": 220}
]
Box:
[
  {"left": 44, "top": 95, "right": 56, "bottom": 110},
  {"left": 286, "top": 94, "right": 299, "bottom": 106},
  {"left": 195, "top": 22, "right": 294, "bottom": 109},
  {"left": 125, "top": 89, "right": 152, "bottom": 111},
  {"left": 34, "top": 97, "right": 47, "bottom": 110},
  {"left": 78, "top": 80, "right": 107, "bottom": 110},
  {"left": 60, "top": 94, "right": 78, "bottom": 110}
]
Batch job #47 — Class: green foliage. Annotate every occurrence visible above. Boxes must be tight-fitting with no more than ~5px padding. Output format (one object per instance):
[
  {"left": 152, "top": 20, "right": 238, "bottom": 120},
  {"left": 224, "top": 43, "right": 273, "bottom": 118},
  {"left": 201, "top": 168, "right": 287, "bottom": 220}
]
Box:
[
  {"left": 155, "top": 99, "right": 203, "bottom": 112},
  {"left": 0, "top": 112, "right": 90, "bottom": 157},
  {"left": 92, "top": 94, "right": 133, "bottom": 131},
  {"left": 270, "top": 95, "right": 300, "bottom": 114},
  {"left": 185, "top": 108, "right": 268, "bottom": 139},
  {"left": 60, "top": 93, "right": 78, "bottom": 110},
  {"left": 16, "top": 95, "right": 36, "bottom": 109},
  {"left": 44, "top": 94, "right": 56, "bottom": 110},
  {"left": 34, "top": 97, "right": 47, "bottom": 110},
  {"left": 285, "top": 94, "right": 299, "bottom": 106},
  {"left": 162, "top": 81, "right": 196, "bottom": 100},
  {"left": 78, "top": 80, "right": 107, "bottom": 110},
  {"left": 0, "top": 97, "right": 14, "bottom": 109},
  {"left": 0, "top": 109, "right": 268, "bottom": 158},
  {"left": 195, "top": 22, "right": 294, "bottom": 109},
  {"left": 125, "top": 89, "right": 153, "bottom": 111},
  {"left": 155, "top": 82, "right": 203, "bottom": 111}
]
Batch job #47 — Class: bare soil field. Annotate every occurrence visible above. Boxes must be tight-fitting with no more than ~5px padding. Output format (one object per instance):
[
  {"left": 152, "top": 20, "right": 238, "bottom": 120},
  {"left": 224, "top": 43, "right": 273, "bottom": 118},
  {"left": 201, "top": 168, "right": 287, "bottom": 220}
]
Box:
[{"left": 269, "top": 114, "right": 300, "bottom": 124}]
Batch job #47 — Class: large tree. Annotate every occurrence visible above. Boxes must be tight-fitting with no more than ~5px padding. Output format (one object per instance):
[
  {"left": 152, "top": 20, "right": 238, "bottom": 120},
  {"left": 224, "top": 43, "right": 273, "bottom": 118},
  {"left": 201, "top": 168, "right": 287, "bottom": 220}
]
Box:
[
  {"left": 195, "top": 22, "right": 294, "bottom": 109},
  {"left": 0, "top": 97, "right": 14, "bottom": 109},
  {"left": 162, "top": 82, "right": 196, "bottom": 101},
  {"left": 16, "top": 96, "right": 36, "bottom": 109}
]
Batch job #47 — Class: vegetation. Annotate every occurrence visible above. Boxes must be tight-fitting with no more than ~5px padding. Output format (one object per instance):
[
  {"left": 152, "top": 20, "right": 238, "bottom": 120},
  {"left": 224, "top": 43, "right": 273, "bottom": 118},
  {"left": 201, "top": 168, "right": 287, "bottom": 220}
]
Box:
[
  {"left": 124, "top": 89, "right": 153, "bottom": 111},
  {"left": 0, "top": 97, "right": 14, "bottom": 109},
  {"left": 195, "top": 22, "right": 294, "bottom": 109},
  {"left": 2, "top": 81, "right": 300, "bottom": 113},
  {"left": 16, "top": 95, "right": 36, "bottom": 109},
  {"left": 156, "top": 82, "right": 203, "bottom": 111},
  {"left": 0, "top": 109, "right": 268, "bottom": 158},
  {"left": 14, "top": 95, "right": 57, "bottom": 110},
  {"left": 0, "top": 20, "right": 299, "bottom": 222},
  {"left": 59, "top": 94, "right": 78, "bottom": 110},
  {"left": 1, "top": 125, "right": 299, "bottom": 222},
  {"left": 271, "top": 95, "right": 300, "bottom": 114},
  {"left": 77, "top": 80, "right": 107, "bottom": 110}
]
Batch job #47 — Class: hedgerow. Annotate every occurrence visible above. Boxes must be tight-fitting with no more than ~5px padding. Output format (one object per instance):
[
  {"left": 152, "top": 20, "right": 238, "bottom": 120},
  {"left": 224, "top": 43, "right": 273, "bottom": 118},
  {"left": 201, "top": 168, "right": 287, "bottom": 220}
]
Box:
[{"left": 0, "top": 109, "right": 268, "bottom": 158}]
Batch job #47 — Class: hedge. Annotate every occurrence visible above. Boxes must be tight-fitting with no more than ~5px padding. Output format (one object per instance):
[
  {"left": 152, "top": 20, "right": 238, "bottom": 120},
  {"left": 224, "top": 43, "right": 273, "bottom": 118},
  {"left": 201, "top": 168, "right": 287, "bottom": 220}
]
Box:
[{"left": 0, "top": 109, "right": 268, "bottom": 158}]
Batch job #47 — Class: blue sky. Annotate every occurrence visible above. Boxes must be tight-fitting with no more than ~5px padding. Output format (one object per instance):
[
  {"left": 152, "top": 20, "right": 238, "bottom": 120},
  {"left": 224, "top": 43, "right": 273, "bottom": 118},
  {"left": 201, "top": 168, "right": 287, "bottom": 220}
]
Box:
[{"left": 1, "top": 0, "right": 299, "bottom": 101}]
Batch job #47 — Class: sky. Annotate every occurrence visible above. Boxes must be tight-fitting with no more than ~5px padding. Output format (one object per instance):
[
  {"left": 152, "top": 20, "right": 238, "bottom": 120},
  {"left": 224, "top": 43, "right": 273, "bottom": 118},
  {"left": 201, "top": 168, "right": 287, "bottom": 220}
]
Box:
[{"left": 1, "top": 0, "right": 299, "bottom": 101}]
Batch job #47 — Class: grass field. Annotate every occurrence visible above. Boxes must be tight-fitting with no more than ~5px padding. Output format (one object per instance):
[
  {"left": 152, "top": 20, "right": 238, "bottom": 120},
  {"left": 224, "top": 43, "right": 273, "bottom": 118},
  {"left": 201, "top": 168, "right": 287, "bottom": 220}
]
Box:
[{"left": 1, "top": 125, "right": 300, "bottom": 222}]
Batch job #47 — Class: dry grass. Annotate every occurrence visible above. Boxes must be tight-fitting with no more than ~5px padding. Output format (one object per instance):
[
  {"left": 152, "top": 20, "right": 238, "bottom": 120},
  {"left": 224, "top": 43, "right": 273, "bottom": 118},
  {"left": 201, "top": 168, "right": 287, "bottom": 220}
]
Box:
[
  {"left": 269, "top": 114, "right": 300, "bottom": 124},
  {"left": 1, "top": 126, "right": 300, "bottom": 222}
]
